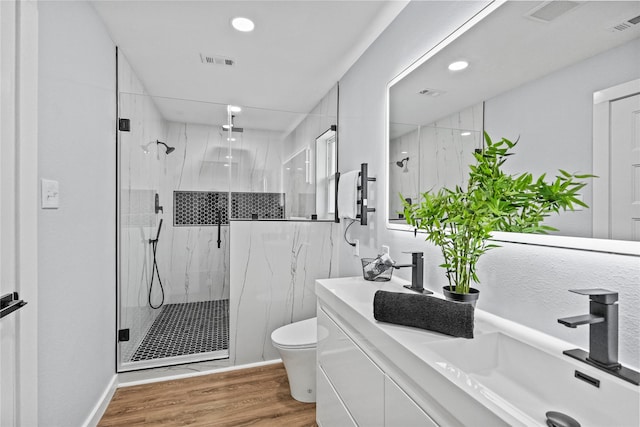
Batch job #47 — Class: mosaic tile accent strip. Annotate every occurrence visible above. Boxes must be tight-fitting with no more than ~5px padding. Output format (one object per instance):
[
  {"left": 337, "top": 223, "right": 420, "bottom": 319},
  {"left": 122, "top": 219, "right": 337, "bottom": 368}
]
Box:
[
  {"left": 230, "top": 192, "right": 285, "bottom": 220},
  {"left": 174, "top": 191, "right": 285, "bottom": 226},
  {"left": 130, "top": 299, "right": 229, "bottom": 362},
  {"left": 174, "top": 191, "right": 229, "bottom": 226}
]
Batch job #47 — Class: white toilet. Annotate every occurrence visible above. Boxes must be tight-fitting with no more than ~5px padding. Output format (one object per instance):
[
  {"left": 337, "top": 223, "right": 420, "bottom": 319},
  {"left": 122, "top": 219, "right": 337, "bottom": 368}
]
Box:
[{"left": 271, "top": 317, "right": 317, "bottom": 403}]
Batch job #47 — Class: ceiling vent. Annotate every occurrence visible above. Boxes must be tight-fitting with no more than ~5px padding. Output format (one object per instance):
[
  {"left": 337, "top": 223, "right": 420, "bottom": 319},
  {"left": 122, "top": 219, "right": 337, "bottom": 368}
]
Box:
[
  {"left": 525, "top": 1, "right": 583, "bottom": 23},
  {"left": 608, "top": 14, "right": 640, "bottom": 32},
  {"left": 418, "top": 88, "right": 446, "bottom": 98},
  {"left": 199, "top": 53, "right": 235, "bottom": 66}
]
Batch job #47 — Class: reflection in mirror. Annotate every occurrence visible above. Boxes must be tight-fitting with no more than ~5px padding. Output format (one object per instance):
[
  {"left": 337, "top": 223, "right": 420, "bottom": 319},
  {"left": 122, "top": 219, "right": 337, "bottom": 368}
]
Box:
[
  {"left": 389, "top": 104, "right": 483, "bottom": 221},
  {"left": 387, "top": 1, "right": 640, "bottom": 242}
]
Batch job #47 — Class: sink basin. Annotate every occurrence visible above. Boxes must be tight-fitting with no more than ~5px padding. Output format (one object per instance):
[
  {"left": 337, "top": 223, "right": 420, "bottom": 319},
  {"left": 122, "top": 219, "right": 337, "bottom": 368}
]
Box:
[{"left": 428, "top": 332, "right": 639, "bottom": 427}]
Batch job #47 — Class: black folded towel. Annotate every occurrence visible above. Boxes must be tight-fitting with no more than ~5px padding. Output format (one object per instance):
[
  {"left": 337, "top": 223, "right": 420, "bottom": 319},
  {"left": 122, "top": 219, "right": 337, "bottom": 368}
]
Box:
[{"left": 373, "top": 290, "right": 474, "bottom": 339}]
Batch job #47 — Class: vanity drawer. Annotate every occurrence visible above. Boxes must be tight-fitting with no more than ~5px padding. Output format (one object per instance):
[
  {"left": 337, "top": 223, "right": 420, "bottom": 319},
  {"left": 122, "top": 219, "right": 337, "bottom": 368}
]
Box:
[
  {"left": 385, "top": 375, "right": 439, "bottom": 427},
  {"left": 318, "top": 308, "right": 384, "bottom": 426},
  {"left": 317, "top": 365, "right": 357, "bottom": 427}
]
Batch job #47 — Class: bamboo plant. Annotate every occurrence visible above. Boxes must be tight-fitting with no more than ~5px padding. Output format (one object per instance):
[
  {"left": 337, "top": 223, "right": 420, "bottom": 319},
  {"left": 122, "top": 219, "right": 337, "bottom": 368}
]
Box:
[{"left": 402, "top": 132, "right": 593, "bottom": 294}]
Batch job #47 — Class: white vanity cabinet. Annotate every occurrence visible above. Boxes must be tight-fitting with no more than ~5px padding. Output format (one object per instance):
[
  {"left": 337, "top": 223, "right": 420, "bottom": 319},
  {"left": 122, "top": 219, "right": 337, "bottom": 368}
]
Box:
[
  {"left": 384, "top": 376, "right": 438, "bottom": 427},
  {"left": 317, "top": 366, "right": 357, "bottom": 426},
  {"left": 317, "top": 308, "right": 385, "bottom": 426},
  {"left": 317, "top": 307, "right": 438, "bottom": 426},
  {"left": 315, "top": 277, "right": 640, "bottom": 427}
]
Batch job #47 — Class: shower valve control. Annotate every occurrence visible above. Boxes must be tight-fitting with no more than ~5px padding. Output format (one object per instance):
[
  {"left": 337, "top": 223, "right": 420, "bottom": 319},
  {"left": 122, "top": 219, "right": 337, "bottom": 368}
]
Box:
[{"left": 155, "top": 193, "right": 163, "bottom": 214}]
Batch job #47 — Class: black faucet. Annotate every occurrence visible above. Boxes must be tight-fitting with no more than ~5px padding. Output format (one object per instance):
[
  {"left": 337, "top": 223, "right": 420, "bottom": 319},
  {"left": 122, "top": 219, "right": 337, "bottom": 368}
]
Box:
[
  {"left": 394, "top": 252, "right": 432, "bottom": 294},
  {"left": 558, "top": 288, "right": 639, "bottom": 385}
]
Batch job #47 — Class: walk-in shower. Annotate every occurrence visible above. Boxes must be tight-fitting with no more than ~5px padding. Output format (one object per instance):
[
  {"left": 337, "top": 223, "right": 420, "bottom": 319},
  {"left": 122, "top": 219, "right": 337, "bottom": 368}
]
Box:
[
  {"left": 117, "top": 92, "right": 241, "bottom": 370},
  {"left": 116, "top": 45, "right": 338, "bottom": 371},
  {"left": 116, "top": 91, "right": 326, "bottom": 371}
]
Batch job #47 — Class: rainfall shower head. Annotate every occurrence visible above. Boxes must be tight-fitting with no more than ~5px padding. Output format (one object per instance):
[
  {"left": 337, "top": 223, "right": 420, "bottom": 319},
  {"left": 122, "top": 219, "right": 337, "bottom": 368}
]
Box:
[{"left": 156, "top": 140, "right": 175, "bottom": 155}]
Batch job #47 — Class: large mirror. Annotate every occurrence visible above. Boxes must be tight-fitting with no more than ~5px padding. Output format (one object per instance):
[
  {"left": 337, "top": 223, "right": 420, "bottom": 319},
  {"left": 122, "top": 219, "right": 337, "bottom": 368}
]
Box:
[{"left": 387, "top": 0, "right": 640, "bottom": 253}]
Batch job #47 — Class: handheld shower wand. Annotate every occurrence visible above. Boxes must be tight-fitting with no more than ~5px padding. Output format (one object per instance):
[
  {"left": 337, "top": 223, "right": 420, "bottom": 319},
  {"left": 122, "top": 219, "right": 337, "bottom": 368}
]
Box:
[{"left": 148, "top": 218, "right": 165, "bottom": 309}]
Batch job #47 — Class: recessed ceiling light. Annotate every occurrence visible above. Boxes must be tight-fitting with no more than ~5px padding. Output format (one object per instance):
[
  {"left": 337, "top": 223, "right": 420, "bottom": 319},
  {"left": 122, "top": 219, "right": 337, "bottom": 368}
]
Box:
[
  {"left": 401, "top": 151, "right": 408, "bottom": 154},
  {"left": 461, "top": 131, "right": 471, "bottom": 136},
  {"left": 448, "top": 60, "right": 469, "bottom": 71},
  {"left": 227, "top": 138, "right": 236, "bottom": 142},
  {"left": 232, "top": 17, "right": 255, "bottom": 32}
]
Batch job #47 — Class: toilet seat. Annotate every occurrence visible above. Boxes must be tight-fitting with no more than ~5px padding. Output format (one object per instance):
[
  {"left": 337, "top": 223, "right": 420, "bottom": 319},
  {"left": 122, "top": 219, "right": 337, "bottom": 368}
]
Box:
[{"left": 271, "top": 317, "right": 317, "bottom": 349}]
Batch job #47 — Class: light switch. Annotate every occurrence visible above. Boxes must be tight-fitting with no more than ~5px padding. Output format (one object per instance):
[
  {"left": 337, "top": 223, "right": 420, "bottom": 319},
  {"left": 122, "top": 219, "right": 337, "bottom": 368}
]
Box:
[{"left": 41, "top": 179, "right": 59, "bottom": 209}]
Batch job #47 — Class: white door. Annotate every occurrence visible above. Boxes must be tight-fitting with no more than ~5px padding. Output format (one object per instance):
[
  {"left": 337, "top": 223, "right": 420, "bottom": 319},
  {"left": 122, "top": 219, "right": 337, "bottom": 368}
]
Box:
[
  {"left": 610, "top": 93, "right": 640, "bottom": 240},
  {"left": 0, "top": 1, "right": 38, "bottom": 425},
  {"left": 592, "top": 79, "right": 640, "bottom": 240}
]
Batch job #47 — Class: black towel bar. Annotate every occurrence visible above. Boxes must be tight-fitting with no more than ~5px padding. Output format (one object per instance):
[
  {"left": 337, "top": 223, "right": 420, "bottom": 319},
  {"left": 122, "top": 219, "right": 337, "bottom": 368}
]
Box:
[
  {"left": 1, "top": 292, "right": 27, "bottom": 319},
  {"left": 357, "top": 163, "right": 376, "bottom": 225}
]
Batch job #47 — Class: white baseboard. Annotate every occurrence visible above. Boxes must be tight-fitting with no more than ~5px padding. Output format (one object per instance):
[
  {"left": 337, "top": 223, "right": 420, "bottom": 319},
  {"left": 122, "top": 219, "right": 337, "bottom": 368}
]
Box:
[
  {"left": 118, "top": 358, "right": 282, "bottom": 388},
  {"left": 83, "top": 374, "right": 118, "bottom": 427}
]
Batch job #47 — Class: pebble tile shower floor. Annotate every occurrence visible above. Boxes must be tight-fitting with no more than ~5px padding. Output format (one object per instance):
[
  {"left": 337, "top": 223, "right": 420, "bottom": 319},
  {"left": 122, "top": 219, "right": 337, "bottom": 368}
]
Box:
[{"left": 131, "top": 300, "right": 229, "bottom": 362}]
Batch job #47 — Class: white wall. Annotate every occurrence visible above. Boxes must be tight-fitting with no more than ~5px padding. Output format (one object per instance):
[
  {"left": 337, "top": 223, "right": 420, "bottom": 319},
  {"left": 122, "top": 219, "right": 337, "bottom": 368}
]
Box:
[
  {"left": 337, "top": 0, "right": 639, "bottom": 369},
  {"left": 38, "top": 1, "right": 116, "bottom": 425}
]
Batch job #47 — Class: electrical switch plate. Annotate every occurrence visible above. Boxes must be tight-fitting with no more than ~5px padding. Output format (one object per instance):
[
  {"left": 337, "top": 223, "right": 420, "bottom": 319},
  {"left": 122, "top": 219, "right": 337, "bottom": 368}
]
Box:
[
  {"left": 353, "top": 239, "right": 360, "bottom": 257},
  {"left": 41, "top": 179, "right": 59, "bottom": 209},
  {"left": 381, "top": 245, "right": 390, "bottom": 255}
]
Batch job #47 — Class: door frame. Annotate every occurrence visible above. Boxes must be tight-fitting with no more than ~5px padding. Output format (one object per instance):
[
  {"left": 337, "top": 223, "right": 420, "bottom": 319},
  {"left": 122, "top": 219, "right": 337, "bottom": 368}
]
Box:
[
  {"left": 593, "top": 78, "right": 640, "bottom": 239},
  {"left": 0, "top": 0, "right": 39, "bottom": 425}
]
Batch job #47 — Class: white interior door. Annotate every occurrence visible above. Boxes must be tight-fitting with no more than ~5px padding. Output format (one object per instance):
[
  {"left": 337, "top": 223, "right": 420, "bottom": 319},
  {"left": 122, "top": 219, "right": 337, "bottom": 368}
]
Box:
[
  {"left": 0, "top": 1, "right": 38, "bottom": 425},
  {"left": 593, "top": 79, "right": 640, "bottom": 240},
  {"left": 610, "top": 93, "right": 640, "bottom": 240},
  {"left": 1, "top": 1, "right": 19, "bottom": 423}
]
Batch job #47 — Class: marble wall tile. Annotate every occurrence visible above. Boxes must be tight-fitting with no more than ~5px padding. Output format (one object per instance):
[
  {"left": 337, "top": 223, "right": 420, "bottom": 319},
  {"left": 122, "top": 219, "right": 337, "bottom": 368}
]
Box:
[
  {"left": 418, "top": 103, "right": 483, "bottom": 193},
  {"left": 229, "top": 221, "right": 336, "bottom": 365},
  {"left": 157, "top": 122, "right": 286, "bottom": 304}
]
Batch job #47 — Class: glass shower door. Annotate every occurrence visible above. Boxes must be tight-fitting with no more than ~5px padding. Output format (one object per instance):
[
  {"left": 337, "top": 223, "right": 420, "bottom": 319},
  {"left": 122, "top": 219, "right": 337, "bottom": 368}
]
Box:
[{"left": 116, "top": 93, "right": 232, "bottom": 371}]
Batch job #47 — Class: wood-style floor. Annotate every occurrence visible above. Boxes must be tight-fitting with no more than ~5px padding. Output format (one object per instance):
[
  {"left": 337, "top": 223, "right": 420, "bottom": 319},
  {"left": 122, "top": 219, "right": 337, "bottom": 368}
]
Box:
[{"left": 98, "top": 363, "right": 317, "bottom": 426}]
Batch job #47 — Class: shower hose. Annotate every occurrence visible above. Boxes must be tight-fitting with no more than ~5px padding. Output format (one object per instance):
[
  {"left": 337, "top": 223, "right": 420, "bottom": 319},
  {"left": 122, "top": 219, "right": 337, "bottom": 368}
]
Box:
[{"left": 148, "top": 218, "right": 165, "bottom": 309}]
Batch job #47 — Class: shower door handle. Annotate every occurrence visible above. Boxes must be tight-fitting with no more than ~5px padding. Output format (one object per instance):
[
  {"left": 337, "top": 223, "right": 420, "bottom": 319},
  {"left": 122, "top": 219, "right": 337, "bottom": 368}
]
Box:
[
  {"left": 217, "top": 211, "right": 222, "bottom": 249},
  {"left": 1, "top": 292, "right": 27, "bottom": 319}
]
